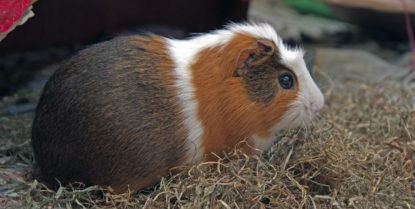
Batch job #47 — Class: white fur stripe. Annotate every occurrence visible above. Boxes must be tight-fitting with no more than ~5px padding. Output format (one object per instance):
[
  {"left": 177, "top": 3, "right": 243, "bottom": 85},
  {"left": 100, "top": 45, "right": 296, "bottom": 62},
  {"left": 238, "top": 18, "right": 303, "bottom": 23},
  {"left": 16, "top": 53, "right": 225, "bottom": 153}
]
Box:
[{"left": 166, "top": 35, "right": 234, "bottom": 164}]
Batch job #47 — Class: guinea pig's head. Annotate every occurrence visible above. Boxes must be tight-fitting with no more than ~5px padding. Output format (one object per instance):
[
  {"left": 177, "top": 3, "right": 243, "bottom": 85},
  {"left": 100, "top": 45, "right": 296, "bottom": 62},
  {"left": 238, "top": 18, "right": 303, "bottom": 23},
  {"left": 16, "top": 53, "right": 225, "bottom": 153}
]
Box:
[{"left": 224, "top": 23, "right": 325, "bottom": 132}]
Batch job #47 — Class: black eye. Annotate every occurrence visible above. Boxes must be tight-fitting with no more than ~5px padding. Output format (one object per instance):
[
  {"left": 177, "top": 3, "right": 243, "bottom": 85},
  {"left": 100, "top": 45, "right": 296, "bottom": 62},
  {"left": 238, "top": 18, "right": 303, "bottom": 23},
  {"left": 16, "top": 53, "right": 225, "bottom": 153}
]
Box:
[{"left": 279, "top": 73, "right": 294, "bottom": 89}]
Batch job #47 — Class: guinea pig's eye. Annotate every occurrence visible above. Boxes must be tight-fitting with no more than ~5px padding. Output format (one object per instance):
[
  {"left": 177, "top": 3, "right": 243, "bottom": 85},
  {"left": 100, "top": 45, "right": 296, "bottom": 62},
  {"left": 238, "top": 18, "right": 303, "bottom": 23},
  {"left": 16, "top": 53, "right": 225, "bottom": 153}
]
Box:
[{"left": 278, "top": 73, "right": 294, "bottom": 89}]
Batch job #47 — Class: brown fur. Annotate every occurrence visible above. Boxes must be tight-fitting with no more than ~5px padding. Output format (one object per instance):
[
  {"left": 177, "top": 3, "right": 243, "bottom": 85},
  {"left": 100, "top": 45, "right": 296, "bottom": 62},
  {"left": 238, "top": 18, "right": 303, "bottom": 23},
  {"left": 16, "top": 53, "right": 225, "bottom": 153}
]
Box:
[
  {"left": 190, "top": 34, "right": 299, "bottom": 160},
  {"left": 31, "top": 35, "right": 187, "bottom": 193}
]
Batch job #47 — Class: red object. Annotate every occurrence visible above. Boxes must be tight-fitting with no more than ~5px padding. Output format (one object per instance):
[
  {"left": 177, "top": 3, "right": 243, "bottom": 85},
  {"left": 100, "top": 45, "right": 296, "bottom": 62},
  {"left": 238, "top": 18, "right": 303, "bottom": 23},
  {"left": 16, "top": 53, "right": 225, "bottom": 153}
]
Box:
[{"left": 0, "top": 0, "right": 31, "bottom": 32}]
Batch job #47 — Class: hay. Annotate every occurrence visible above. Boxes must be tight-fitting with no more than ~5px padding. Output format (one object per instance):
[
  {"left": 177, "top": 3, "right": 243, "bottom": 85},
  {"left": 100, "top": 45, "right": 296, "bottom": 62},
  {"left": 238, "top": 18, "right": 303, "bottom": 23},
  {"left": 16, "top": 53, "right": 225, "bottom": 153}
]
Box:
[{"left": 0, "top": 68, "right": 414, "bottom": 208}]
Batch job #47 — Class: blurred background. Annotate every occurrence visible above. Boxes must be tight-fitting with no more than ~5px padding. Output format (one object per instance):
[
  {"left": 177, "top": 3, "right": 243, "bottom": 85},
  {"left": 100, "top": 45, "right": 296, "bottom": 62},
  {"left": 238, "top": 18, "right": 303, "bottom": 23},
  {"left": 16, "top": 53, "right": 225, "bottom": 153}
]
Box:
[{"left": 0, "top": 0, "right": 414, "bottom": 113}]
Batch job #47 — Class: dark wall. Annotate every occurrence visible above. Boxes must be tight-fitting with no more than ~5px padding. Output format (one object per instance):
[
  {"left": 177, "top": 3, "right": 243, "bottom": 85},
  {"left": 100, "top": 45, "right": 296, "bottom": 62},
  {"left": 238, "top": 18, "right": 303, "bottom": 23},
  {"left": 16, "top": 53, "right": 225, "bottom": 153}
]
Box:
[
  {"left": 1, "top": 0, "right": 249, "bottom": 50},
  {"left": 0, "top": 0, "right": 249, "bottom": 97}
]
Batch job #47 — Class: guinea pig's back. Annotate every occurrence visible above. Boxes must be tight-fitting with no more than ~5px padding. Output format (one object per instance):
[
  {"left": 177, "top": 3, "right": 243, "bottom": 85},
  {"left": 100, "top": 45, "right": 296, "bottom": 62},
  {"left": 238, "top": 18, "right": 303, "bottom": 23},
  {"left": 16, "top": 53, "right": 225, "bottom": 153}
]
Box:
[{"left": 31, "top": 35, "right": 188, "bottom": 192}]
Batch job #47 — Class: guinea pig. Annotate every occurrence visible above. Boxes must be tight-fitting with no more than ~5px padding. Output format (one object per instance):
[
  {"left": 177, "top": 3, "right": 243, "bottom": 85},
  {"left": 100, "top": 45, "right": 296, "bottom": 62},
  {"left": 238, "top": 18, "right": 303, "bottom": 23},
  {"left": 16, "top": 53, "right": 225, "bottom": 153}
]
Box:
[{"left": 31, "top": 23, "right": 324, "bottom": 193}]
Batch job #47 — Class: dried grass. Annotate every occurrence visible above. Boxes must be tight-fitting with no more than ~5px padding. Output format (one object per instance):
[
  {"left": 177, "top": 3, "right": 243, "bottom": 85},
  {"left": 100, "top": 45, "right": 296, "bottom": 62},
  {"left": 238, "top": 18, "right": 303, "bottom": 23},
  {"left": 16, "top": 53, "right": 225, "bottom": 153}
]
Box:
[{"left": 0, "top": 73, "right": 414, "bottom": 208}]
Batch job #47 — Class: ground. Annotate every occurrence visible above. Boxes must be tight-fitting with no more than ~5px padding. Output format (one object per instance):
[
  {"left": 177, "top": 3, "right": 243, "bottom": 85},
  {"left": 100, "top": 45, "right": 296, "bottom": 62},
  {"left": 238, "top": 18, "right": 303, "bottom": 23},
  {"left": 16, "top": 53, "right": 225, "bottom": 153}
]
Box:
[{"left": 1, "top": 1, "right": 415, "bottom": 208}]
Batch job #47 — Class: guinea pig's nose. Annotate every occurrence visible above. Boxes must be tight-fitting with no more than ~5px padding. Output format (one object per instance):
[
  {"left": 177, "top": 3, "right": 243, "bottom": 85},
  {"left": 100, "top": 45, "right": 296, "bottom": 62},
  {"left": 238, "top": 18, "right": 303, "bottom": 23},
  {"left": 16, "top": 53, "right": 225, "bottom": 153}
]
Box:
[
  {"left": 310, "top": 97, "right": 324, "bottom": 112},
  {"left": 313, "top": 87, "right": 325, "bottom": 111},
  {"left": 310, "top": 102, "right": 317, "bottom": 112}
]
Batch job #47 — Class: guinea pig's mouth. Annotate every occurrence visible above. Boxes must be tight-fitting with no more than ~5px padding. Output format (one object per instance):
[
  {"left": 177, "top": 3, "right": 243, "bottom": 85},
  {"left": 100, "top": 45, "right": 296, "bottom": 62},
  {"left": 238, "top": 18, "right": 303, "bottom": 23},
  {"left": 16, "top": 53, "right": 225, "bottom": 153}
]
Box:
[
  {"left": 300, "top": 105, "right": 318, "bottom": 127},
  {"left": 272, "top": 97, "right": 323, "bottom": 133},
  {"left": 294, "top": 91, "right": 325, "bottom": 128},
  {"left": 287, "top": 102, "right": 321, "bottom": 129}
]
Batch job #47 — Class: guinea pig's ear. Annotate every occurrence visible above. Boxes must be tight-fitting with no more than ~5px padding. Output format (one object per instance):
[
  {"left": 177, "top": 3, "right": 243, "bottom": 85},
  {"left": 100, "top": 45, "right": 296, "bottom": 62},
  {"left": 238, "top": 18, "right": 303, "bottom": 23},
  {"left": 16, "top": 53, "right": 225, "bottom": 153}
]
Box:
[{"left": 235, "top": 39, "right": 275, "bottom": 72}]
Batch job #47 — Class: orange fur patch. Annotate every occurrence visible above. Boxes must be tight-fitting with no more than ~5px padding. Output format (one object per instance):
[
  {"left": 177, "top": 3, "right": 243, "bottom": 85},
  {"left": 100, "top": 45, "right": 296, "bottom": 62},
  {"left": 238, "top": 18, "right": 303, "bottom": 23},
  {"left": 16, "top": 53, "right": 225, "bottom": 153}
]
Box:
[{"left": 190, "top": 34, "right": 299, "bottom": 160}]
